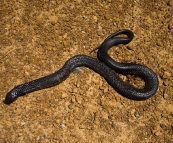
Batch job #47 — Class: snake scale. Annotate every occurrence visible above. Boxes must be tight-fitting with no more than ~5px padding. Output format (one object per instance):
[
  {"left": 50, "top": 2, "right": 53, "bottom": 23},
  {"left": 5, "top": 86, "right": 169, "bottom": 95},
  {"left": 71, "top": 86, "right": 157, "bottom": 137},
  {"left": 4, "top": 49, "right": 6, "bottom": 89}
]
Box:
[{"left": 4, "top": 29, "right": 158, "bottom": 104}]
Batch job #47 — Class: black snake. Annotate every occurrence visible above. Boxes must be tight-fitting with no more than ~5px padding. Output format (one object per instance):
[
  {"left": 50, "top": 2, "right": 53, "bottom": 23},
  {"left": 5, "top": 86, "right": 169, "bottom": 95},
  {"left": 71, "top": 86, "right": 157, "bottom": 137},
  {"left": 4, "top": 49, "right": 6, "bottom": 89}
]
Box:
[{"left": 4, "top": 29, "right": 158, "bottom": 104}]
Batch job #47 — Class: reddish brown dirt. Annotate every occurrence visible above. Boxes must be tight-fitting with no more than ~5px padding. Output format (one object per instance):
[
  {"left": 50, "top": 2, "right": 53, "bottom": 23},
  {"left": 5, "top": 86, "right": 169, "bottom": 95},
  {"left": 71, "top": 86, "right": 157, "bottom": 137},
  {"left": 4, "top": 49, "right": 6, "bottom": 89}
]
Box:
[{"left": 0, "top": 0, "right": 173, "bottom": 142}]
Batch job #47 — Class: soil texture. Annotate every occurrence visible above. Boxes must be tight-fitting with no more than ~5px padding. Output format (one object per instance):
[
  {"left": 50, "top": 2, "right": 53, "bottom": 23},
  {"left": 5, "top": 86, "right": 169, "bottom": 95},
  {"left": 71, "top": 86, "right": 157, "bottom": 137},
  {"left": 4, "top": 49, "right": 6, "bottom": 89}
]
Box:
[{"left": 0, "top": 0, "right": 173, "bottom": 143}]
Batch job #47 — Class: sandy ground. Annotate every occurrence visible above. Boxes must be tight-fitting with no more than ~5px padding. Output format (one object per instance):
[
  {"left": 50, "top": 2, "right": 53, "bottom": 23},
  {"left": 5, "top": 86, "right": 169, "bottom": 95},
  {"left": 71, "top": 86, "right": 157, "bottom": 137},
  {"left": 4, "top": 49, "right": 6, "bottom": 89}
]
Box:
[{"left": 0, "top": 0, "right": 173, "bottom": 143}]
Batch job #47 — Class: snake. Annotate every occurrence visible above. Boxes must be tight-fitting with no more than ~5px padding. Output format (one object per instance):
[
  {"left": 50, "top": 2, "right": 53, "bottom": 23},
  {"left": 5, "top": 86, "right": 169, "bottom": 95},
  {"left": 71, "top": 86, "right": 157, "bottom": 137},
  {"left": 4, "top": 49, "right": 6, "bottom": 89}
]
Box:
[{"left": 4, "top": 29, "right": 158, "bottom": 104}]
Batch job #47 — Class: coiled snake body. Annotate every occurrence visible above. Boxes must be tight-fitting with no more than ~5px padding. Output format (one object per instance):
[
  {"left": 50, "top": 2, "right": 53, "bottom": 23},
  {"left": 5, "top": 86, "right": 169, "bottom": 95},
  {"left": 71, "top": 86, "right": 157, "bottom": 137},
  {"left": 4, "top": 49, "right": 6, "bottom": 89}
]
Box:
[{"left": 4, "top": 29, "right": 158, "bottom": 104}]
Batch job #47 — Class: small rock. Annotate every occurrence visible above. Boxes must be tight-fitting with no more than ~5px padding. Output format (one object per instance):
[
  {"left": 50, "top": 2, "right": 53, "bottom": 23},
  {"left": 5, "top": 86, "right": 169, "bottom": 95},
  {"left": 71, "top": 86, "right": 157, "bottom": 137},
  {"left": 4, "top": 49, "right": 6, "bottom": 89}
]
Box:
[
  {"left": 163, "top": 93, "right": 169, "bottom": 99},
  {"left": 61, "top": 92, "right": 68, "bottom": 99},
  {"left": 104, "top": 13, "right": 111, "bottom": 20},
  {"left": 71, "top": 96, "right": 76, "bottom": 103},
  {"left": 145, "top": 16, "right": 152, "bottom": 24},
  {"left": 154, "top": 130, "right": 162, "bottom": 136},
  {"left": 152, "top": 129, "right": 157, "bottom": 134},
  {"left": 55, "top": 119, "right": 60, "bottom": 124},
  {"left": 93, "top": 15, "right": 98, "bottom": 22},
  {"left": 157, "top": 40, "right": 163, "bottom": 46},
  {"left": 79, "top": 124, "right": 86, "bottom": 129},
  {"left": 73, "top": 67, "right": 85, "bottom": 74},
  {"left": 72, "top": 87, "right": 78, "bottom": 93},
  {"left": 163, "top": 80, "right": 169, "bottom": 86},
  {"left": 24, "top": 71, "right": 30, "bottom": 76},
  {"left": 68, "top": 103, "right": 75, "bottom": 109},
  {"left": 127, "top": 46, "right": 135, "bottom": 50},
  {"left": 75, "top": 95, "right": 82, "bottom": 104},
  {"left": 98, "top": 25, "right": 102, "bottom": 30},
  {"left": 167, "top": 57, "right": 173, "bottom": 63},
  {"left": 162, "top": 71, "right": 171, "bottom": 79},
  {"left": 19, "top": 0, "right": 23, "bottom": 3},
  {"left": 160, "top": 124, "right": 167, "bottom": 129},
  {"left": 76, "top": 83, "right": 80, "bottom": 88},
  {"left": 135, "top": 29, "right": 141, "bottom": 37},
  {"left": 44, "top": 108, "right": 48, "bottom": 112},
  {"left": 5, "top": 24, "right": 11, "bottom": 29},
  {"left": 15, "top": 37, "right": 21, "bottom": 41},
  {"left": 60, "top": 124, "right": 65, "bottom": 129},
  {"left": 103, "top": 86, "right": 108, "bottom": 93},
  {"left": 167, "top": 0, "right": 173, "bottom": 6},
  {"left": 134, "top": 111, "right": 139, "bottom": 117},
  {"left": 63, "top": 33, "right": 67, "bottom": 38},
  {"left": 158, "top": 50, "right": 168, "bottom": 56},
  {"left": 49, "top": 16, "right": 58, "bottom": 23},
  {"left": 166, "top": 104, "right": 173, "bottom": 113},
  {"left": 73, "top": 68, "right": 81, "bottom": 74},
  {"left": 20, "top": 120, "right": 25, "bottom": 126},
  {"left": 18, "top": 133, "right": 22, "bottom": 137},
  {"left": 168, "top": 23, "right": 173, "bottom": 30}
]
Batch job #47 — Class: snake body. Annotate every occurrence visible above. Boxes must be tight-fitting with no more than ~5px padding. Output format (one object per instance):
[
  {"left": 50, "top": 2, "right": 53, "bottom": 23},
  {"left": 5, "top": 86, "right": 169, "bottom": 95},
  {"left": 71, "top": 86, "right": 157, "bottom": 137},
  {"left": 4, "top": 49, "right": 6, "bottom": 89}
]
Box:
[{"left": 4, "top": 29, "right": 158, "bottom": 104}]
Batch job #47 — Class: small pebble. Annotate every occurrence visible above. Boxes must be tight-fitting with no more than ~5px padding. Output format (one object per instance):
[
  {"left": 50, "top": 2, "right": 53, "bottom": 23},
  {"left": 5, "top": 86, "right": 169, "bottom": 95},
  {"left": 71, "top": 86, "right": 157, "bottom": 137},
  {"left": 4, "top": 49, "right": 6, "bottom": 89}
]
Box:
[
  {"left": 152, "top": 129, "right": 157, "bottom": 133},
  {"left": 144, "top": 132, "right": 148, "bottom": 135},
  {"left": 104, "top": 13, "right": 111, "bottom": 20},
  {"left": 73, "top": 67, "right": 85, "bottom": 74},
  {"left": 68, "top": 103, "right": 75, "bottom": 109},
  {"left": 61, "top": 92, "right": 68, "bottom": 99},
  {"left": 98, "top": 25, "right": 102, "bottom": 30},
  {"left": 156, "top": 40, "right": 163, "bottom": 46},
  {"left": 5, "top": 24, "right": 11, "bottom": 29},
  {"left": 154, "top": 130, "right": 162, "bottom": 136},
  {"left": 20, "top": 120, "right": 25, "bottom": 126},
  {"left": 49, "top": 16, "right": 58, "bottom": 23},
  {"left": 18, "top": 133, "right": 22, "bottom": 137},
  {"left": 72, "top": 87, "right": 78, "bottom": 93},
  {"left": 93, "top": 15, "right": 98, "bottom": 22},
  {"left": 60, "top": 124, "right": 65, "bottom": 129},
  {"left": 160, "top": 124, "right": 166, "bottom": 128},
  {"left": 71, "top": 96, "right": 76, "bottom": 103},
  {"left": 163, "top": 93, "right": 169, "bottom": 99},
  {"left": 166, "top": 104, "right": 173, "bottom": 113},
  {"left": 103, "top": 86, "right": 108, "bottom": 93},
  {"left": 15, "top": 37, "right": 21, "bottom": 40},
  {"left": 55, "top": 119, "right": 60, "bottom": 124},
  {"left": 75, "top": 95, "right": 82, "bottom": 104},
  {"left": 127, "top": 46, "right": 135, "bottom": 50},
  {"left": 162, "top": 71, "right": 171, "bottom": 79},
  {"left": 163, "top": 80, "right": 169, "bottom": 86},
  {"left": 168, "top": 23, "right": 173, "bottom": 30},
  {"left": 167, "top": 0, "right": 173, "bottom": 6},
  {"left": 134, "top": 111, "right": 139, "bottom": 117}
]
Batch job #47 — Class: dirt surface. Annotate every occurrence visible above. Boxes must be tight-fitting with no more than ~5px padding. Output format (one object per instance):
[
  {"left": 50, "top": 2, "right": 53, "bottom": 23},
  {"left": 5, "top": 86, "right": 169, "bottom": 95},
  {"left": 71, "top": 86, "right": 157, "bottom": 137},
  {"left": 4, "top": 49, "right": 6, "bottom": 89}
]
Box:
[{"left": 0, "top": 0, "right": 173, "bottom": 143}]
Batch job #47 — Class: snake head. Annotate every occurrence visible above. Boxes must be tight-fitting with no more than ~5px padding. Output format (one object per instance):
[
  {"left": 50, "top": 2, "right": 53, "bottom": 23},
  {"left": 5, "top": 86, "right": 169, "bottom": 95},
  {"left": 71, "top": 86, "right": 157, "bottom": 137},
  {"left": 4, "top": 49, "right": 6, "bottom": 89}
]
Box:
[
  {"left": 4, "top": 85, "right": 24, "bottom": 104},
  {"left": 4, "top": 90, "right": 19, "bottom": 104}
]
